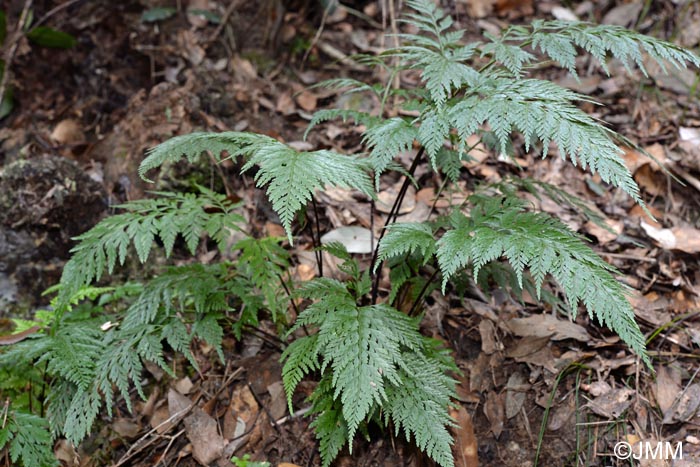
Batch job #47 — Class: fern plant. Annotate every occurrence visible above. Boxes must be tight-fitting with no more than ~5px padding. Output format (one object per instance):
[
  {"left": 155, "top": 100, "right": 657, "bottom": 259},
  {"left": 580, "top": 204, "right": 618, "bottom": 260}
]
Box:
[{"left": 2, "top": 1, "right": 698, "bottom": 466}]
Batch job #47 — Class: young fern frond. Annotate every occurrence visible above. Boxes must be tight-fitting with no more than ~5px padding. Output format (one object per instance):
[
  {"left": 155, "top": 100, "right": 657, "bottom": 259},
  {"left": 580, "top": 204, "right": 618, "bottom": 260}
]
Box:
[
  {"left": 0, "top": 412, "right": 57, "bottom": 467},
  {"left": 436, "top": 195, "right": 649, "bottom": 365},
  {"left": 522, "top": 20, "right": 700, "bottom": 76},
  {"left": 376, "top": 222, "right": 436, "bottom": 268},
  {"left": 281, "top": 276, "right": 456, "bottom": 467},
  {"left": 143, "top": 131, "right": 375, "bottom": 242},
  {"left": 447, "top": 78, "right": 642, "bottom": 203},
  {"left": 241, "top": 142, "right": 374, "bottom": 242},
  {"left": 58, "top": 187, "right": 245, "bottom": 306}
]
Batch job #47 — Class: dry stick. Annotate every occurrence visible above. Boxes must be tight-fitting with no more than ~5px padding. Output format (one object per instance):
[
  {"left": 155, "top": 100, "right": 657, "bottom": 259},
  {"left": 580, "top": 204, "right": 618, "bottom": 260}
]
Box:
[
  {"left": 33, "top": 0, "right": 83, "bottom": 28},
  {"left": 370, "top": 147, "right": 425, "bottom": 304},
  {"left": 302, "top": 4, "right": 330, "bottom": 67},
  {"left": 0, "top": 0, "right": 33, "bottom": 111},
  {"left": 112, "top": 401, "right": 197, "bottom": 467},
  {"left": 206, "top": 0, "right": 243, "bottom": 46},
  {"left": 246, "top": 382, "right": 282, "bottom": 435}
]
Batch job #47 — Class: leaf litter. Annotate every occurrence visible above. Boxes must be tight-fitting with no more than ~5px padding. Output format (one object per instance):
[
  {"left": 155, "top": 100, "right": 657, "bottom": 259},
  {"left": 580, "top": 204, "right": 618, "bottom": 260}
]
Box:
[{"left": 2, "top": 0, "right": 700, "bottom": 466}]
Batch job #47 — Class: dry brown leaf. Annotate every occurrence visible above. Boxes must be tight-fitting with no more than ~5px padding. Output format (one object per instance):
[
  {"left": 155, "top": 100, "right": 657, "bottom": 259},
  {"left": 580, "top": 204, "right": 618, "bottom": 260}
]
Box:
[
  {"left": 505, "top": 314, "right": 590, "bottom": 342},
  {"left": 586, "top": 388, "right": 635, "bottom": 418},
  {"left": 276, "top": 91, "right": 296, "bottom": 116},
  {"left": 174, "top": 376, "right": 194, "bottom": 395},
  {"left": 504, "top": 373, "right": 527, "bottom": 419},
  {"left": 295, "top": 91, "right": 318, "bottom": 112},
  {"left": 634, "top": 164, "right": 666, "bottom": 196},
  {"left": 479, "top": 319, "right": 499, "bottom": 355},
  {"left": 654, "top": 366, "right": 681, "bottom": 418},
  {"left": 449, "top": 406, "right": 479, "bottom": 467},
  {"left": 265, "top": 221, "right": 286, "bottom": 238},
  {"left": 484, "top": 391, "right": 505, "bottom": 438},
  {"left": 664, "top": 384, "right": 700, "bottom": 424},
  {"left": 0, "top": 325, "right": 40, "bottom": 345},
  {"left": 671, "top": 225, "right": 700, "bottom": 253},
  {"left": 266, "top": 381, "right": 287, "bottom": 421},
  {"left": 506, "top": 336, "right": 556, "bottom": 372},
  {"left": 642, "top": 221, "right": 700, "bottom": 253},
  {"left": 295, "top": 263, "right": 316, "bottom": 282},
  {"left": 223, "top": 385, "right": 259, "bottom": 440},
  {"left": 112, "top": 418, "right": 141, "bottom": 439},
  {"left": 377, "top": 182, "right": 416, "bottom": 214},
  {"left": 184, "top": 407, "right": 224, "bottom": 465},
  {"left": 584, "top": 218, "right": 623, "bottom": 245}
]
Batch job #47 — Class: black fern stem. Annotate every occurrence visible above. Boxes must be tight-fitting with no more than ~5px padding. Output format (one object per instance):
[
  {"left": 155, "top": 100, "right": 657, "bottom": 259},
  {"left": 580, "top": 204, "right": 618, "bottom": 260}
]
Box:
[
  {"left": 408, "top": 266, "right": 439, "bottom": 317},
  {"left": 311, "top": 196, "right": 324, "bottom": 277},
  {"left": 370, "top": 146, "right": 425, "bottom": 304}
]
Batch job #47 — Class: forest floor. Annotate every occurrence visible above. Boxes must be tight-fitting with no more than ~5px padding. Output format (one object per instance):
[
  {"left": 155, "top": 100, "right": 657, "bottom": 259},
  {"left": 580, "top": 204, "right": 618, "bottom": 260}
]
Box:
[{"left": 2, "top": 0, "right": 700, "bottom": 466}]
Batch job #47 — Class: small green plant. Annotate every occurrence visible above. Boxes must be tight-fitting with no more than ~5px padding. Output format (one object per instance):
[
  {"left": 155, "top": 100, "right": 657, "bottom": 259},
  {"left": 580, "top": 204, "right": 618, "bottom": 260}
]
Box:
[
  {"left": 1, "top": 1, "right": 698, "bottom": 466},
  {"left": 230, "top": 453, "right": 271, "bottom": 467}
]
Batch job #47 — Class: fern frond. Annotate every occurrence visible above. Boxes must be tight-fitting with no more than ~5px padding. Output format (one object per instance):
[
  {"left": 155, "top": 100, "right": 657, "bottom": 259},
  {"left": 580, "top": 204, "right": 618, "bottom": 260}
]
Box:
[
  {"left": 436, "top": 195, "right": 649, "bottom": 365},
  {"left": 1, "top": 411, "right": 58, "bottom": 467},
  {"left": 449, "top": 78, "right": 642, "bottom": 203},
  {"left": 418, "top": 107, "right": 451, "bottom": 164},
  {"left": 139, "top": 131, "right": 261, "bottom": 181},
  {"left": 305, "top": 109, "right": 380, "bottom": 140},
  {"left": 281, "top": 335, "right": 320, "bottom": 410},
  {"left": 240, "top": 140, "right": 374, "bottom": 242},
  {"left": 385, "top": 351, "right": 456, "bottom": 467},
  {"left": 308, "top": 375, "right": 350, "bottom": 467},
  {"left": 59, "top": 187, "right": 244, "bottom": 305},
  {"left": 38, "top": 323, "right": 103, "bottom": 392},
  {"left": 235, "top": 237, "right": 291, "bottom": 323},
  {"left": 516, "top": 20, "right": 700, "bottom": 76},
  {"left": 376, "top": 222, "right": 436, "bottom": 268},
  {"left": 480, "top": 33, "right": 536, "bottom": 76},
  {"left": 364, "top": 117, "right": 418, "bottom": 182}
]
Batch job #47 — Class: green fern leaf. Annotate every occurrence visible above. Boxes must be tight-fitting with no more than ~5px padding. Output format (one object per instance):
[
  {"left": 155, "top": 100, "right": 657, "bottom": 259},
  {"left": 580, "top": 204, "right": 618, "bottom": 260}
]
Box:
[
  {"left": 2, "top": 411, "right": 58, "bottom": 467},
  {"left": 241, "top": 140, "right": 374, "bottom": 242},
  {"left": 308, "top": 376, "right": 350, "bottom": 467},
  {"left": 436, "top": 195, "right": 649, "bottom": 365},
  {"left": 376, "top": 222, "right": 436, "bottom": 267},
  {"left": 449, "top": 78, "right": 642, "bottom": 204},
  {"left": 385, "top": 351, "right": 456, "bottom": 467},
  {"left": 364, "top": 117, "right": 418, "bottom": 182},
  {"left": 522, "top": 20, "right": 700, "bottom": 76}
]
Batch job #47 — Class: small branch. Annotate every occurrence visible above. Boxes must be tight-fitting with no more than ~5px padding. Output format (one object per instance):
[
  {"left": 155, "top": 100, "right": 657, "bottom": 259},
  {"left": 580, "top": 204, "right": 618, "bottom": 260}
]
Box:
[
  {"left": 33, "top": 0, "right": 82, "bottom": 28},
  {"left": 0, "top": 0, "right": 34, "bottom": 111},
  {"left": 370, "top": 147, "right": 425, "bottom": 304}
]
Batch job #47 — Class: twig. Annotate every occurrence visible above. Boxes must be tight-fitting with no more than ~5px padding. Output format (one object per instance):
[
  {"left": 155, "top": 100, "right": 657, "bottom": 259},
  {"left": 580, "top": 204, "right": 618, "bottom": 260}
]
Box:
[
  {"left": 303, "top": 3, "right": 331, "bottom": 67},
  {"left": 206, "top": 0, "right": 242, "bottom": 46},
  {"left": 0, "top": 0, "right": 34, "bottom": 111},
  {"left": 246, "top": 382, "right": 282, "bottom": 434},
  {"left": 156, "top": 429, "right": 186, "bottom": 467},
  {"left": 112, "top": 400, "right": 198, "bottom": 467},
  {"left": 33, "top": 0, "right": 83, "bottom": 28}
]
